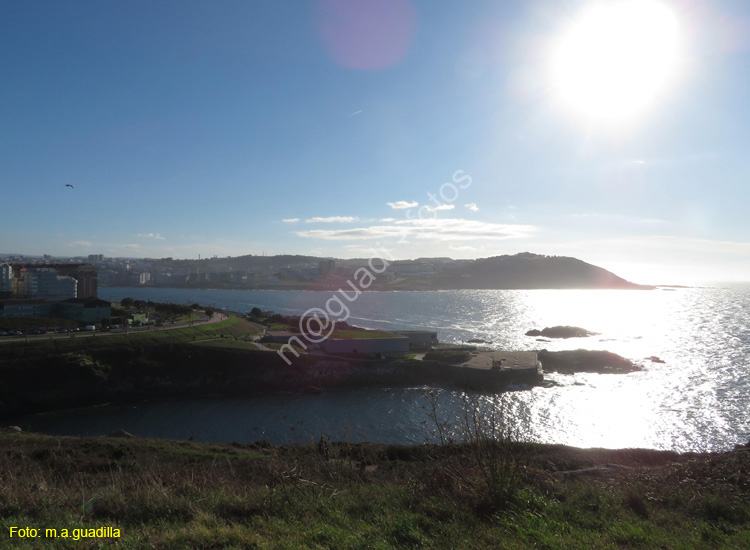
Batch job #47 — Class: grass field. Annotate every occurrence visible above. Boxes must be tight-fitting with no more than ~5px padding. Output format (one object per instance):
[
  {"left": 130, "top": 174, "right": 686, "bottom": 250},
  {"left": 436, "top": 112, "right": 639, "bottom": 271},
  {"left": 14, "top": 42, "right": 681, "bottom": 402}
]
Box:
[
  {"left": 1, "top": 430, "right": 748, "bottom": 549},
  {"left": 0, "top": 316, "right": 264, "bottom": 359},
  {"left": 191, "top": 339, "right": 261, "bottom": 351}
]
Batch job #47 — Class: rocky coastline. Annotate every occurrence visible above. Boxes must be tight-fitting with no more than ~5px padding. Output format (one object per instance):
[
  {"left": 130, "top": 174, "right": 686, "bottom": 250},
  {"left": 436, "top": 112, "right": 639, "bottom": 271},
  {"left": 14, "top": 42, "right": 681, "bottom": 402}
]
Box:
[{"left": 0, "top": 341, "right": 645, "bottom": 419}]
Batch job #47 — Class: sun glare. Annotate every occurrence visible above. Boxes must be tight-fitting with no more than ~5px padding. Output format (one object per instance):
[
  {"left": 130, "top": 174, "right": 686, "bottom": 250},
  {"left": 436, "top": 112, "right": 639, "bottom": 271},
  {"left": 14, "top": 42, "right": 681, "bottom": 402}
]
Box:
[{"left": 551, "top": 0, "right": 682, "bottom": 123}]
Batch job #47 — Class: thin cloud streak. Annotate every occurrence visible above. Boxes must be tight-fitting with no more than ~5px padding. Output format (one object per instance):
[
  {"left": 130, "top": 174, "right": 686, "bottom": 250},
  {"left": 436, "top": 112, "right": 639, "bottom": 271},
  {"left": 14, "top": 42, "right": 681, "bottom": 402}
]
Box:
[
  {"left": 425, "top": 204, "right": 454, "bottom": 212},
  {"left": 296, "top": 218, "right": 538, "bottom": 241},
  {"left": 387, "top": 200, "right": 419, "bottom": 209},
  {"left": 305, "top": 216, "right": 358, "bottom": 223}
]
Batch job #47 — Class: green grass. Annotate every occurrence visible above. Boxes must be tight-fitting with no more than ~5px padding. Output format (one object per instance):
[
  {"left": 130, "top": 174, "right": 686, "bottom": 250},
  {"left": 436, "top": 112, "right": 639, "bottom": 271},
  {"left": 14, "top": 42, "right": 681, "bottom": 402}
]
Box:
[
  {"left": 192, "top": 339, "right": 260, "bottom": 351},
  {"left": 0, "top": 316, "right": 264, "bottom": 359},
  {"left": 264, "top": 342, "right": 307, "bottom": 353},
  {"left": 2, "top": 431, "right": 749, "bottom": 549}
]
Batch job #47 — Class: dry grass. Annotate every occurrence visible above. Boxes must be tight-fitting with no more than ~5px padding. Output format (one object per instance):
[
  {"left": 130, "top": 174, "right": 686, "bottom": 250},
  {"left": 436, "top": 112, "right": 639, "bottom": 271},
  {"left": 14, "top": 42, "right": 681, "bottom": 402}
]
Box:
[{"left": 1, "top": 430, "right": 749, "bottom": 549}]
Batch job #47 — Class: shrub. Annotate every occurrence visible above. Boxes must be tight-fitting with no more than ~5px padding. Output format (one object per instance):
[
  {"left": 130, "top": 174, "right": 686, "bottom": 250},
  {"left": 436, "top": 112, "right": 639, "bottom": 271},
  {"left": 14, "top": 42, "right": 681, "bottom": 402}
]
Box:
[{"left": 424, "top": 391, "right": 530, "bottom": 512}]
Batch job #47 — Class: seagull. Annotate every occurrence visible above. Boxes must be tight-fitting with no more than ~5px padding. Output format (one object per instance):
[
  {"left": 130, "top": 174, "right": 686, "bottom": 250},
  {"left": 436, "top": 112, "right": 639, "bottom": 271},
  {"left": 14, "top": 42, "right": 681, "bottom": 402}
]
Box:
[{"left": 65, "top": 184, "right": 74, "bottom": 189}]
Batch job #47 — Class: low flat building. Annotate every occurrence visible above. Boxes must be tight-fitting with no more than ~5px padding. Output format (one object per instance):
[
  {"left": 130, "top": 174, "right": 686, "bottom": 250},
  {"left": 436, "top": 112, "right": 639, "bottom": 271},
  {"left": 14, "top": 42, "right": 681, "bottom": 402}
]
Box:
[
  {"left": 266, "top": 328, "right": 411, "bottom": 356},
  {"left": 0, "top": 299, "right": 51, "bottom": 318},
  {"left": 320, "top": 334, "right": 410, "bottom": 355},
  {"left": 393, "top": 330, "right": 439, "bottom": 350},
  {"left": 51, "top": 298, "right": 111, "bottom": 324}
]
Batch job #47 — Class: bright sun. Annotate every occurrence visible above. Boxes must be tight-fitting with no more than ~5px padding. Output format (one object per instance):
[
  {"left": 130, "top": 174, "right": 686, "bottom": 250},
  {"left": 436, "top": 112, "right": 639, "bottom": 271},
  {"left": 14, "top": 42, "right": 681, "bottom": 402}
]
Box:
[{"left": 551, "top": 0, "right": 682, "bottom": 123}]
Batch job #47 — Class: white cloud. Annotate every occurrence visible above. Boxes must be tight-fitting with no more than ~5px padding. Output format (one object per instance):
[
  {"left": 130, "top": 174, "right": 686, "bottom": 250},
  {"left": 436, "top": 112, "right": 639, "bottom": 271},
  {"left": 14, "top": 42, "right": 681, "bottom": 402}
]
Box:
[
  {"left": 465, "top": 203, "right": 479, "bottom": 212},
  {"left": 305, "top": 216, "right": 358, "bottom": 223},
  {"left": 137, "top": 233, "right": 165, "bottom": 240},
  {"left": 387, "top": 201, "right": 419, "bottom": 209},
  {"left": 296, "top": 218, "right": 538, "bottom": 242},
  {"left": 425, "top": 204, "right": 455, "bottom": 212},
  {"left": 282, "top": 218, "right": 300, "bottom": 223},
  {"left": 69, "top": 241, "right": 92, "bottom": 248},
  {"left": 379, "top": 217, "right": 397, "bottom": 222}
]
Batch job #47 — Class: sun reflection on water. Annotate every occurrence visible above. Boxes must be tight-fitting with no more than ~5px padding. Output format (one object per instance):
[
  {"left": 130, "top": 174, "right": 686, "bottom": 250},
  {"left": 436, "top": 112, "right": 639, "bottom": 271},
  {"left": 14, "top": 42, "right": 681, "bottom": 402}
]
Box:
[{"left": 16, "top": 285, "right": 750, "bottom": 452}]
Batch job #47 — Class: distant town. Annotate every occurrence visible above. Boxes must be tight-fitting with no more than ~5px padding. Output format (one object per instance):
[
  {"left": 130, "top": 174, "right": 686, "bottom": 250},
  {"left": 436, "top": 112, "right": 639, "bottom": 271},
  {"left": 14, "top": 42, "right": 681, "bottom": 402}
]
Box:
[
  {"left": 0, "top": 250, "right": 650, "bottom": 300},
  {"left": 1, "top": 252, "right": 487, "bottom": 296}
]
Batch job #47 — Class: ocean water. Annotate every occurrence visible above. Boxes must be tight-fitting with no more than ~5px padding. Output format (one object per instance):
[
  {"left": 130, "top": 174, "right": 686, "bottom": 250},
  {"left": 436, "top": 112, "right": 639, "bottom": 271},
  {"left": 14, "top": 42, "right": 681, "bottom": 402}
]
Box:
[{"left": 15, "top": 285, "right": 750, "bottom": 452}]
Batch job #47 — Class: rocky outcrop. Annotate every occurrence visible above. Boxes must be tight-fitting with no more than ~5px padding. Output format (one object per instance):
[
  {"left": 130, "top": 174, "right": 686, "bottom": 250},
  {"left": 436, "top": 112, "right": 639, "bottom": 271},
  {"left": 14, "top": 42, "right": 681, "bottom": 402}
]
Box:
[
  {"left": 538, "top": 349, "right": 641, "bottom": 374},
  {"left": 526, "top": 326, "right": 598, "bottom": 338}
]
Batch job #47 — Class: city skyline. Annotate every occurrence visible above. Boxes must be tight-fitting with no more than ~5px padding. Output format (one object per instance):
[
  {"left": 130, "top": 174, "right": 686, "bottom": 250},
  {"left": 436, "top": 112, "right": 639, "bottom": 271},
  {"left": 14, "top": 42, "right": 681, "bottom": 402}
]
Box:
[{"left": 2, "top": 1, "right": 750, "bottom": 285}]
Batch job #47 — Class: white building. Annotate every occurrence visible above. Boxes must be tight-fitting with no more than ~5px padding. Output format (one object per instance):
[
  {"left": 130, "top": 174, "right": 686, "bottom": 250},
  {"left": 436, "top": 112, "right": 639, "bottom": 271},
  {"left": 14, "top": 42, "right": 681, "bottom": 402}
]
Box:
[
  {"left": 0, "top": 263, "right": 13, "bottom": 294},
  {"left": 17, "top": 267, "right": 78, "bottom": 300}
]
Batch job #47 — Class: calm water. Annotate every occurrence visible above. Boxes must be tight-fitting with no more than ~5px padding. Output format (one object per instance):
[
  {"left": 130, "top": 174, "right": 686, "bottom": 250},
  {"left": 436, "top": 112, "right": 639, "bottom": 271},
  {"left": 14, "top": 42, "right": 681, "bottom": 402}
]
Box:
[{"left": 15, "top": 285, "right": 750, "bottom": 452}]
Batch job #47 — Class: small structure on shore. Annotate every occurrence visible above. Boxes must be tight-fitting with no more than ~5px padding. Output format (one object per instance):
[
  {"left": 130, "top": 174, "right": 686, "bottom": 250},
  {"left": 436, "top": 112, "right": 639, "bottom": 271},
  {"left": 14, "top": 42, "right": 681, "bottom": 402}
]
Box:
[
  {"left": 441, "top": 350, "right": 543, "bottom": 387},
  {"left": 457, "top": 350, "right": 541, "bottom": 376},
  {"left": 265, "top": 325, "right": 440, "bottom": 358},
  {"left": 392, "top": 330, "right": 439, "bottom": 350}
]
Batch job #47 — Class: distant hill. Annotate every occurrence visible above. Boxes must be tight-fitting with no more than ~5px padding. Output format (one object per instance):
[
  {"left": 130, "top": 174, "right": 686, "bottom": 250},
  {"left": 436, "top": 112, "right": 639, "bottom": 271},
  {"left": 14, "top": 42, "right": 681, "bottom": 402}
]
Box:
[
  {"left": 456, "top": 252, "right": 652, "bottom": 290},
  {"left": 103, "top": 252, "right": 652, "bottom": 290}
]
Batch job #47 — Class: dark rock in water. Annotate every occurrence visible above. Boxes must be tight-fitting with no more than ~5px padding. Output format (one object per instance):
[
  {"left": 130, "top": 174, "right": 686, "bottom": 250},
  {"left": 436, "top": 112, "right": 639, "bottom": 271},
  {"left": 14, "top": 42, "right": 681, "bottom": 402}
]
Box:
[
  {"left": 526, "top": 326, "right": 598, "bottom": 339},
  {"left": 536, "top": 338, "right": 551, "bottom": 343},
  {"left": 646, "top": 356, "right": 665, "bottom": 364},
  {"left": 538, "top": 349, "right": 641, "bottom": 374},
  {"left": 467, "top": 338, "right": 492, "bottom": 344},
  {"left": 107, "top": 429, "right": 135, "bottom": 438}
]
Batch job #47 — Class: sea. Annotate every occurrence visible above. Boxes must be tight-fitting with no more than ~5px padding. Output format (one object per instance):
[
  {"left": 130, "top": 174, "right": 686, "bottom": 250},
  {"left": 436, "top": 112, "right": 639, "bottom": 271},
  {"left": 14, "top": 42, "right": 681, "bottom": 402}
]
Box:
[{"left": 11, "top": 284, "right": 750, "bottom": 452}]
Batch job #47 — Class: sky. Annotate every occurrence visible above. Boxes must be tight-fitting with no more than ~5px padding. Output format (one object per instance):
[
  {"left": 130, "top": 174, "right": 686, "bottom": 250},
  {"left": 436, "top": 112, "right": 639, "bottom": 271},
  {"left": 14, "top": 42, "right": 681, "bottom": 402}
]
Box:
[{"left": 2, "top": 0, "right": 749, "bottom": 285}]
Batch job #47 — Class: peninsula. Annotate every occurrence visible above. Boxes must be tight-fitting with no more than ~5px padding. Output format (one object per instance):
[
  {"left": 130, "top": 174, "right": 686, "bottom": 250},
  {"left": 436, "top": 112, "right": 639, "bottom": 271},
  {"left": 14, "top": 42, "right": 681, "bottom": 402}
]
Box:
[
  {"left": 0, "top": 307, "right": 642, "bottom": 419},
  {"left": 86, "top": 252, "right": 654, "bottom": 291}
]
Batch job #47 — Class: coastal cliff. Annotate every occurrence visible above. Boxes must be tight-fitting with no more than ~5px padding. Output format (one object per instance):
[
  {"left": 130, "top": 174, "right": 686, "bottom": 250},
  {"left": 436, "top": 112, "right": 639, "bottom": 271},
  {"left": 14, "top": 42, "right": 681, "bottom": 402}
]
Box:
[
  {"left": 0, "top": 345, "right": 540, "bottom": 417},
  {"left": 0, "top": 343, "right": 643, "bottom": 418}
]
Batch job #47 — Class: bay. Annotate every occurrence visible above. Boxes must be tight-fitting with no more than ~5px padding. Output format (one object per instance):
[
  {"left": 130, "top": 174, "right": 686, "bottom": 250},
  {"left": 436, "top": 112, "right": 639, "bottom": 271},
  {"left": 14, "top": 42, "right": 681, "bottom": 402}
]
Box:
[{"left": 16, "top": 285, "right": 750, "bottom": 452}]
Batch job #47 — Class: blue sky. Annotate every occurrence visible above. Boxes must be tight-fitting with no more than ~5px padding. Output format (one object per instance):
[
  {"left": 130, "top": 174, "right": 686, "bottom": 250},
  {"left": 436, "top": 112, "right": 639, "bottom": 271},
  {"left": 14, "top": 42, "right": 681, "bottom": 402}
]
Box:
[{"left": 2, "top": 0, "right": 749, "bottom": 284}]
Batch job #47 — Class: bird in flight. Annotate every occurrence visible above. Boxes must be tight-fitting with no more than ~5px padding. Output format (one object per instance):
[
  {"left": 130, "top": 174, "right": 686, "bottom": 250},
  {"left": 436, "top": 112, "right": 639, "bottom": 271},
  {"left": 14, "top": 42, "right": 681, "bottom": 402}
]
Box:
[{"left": 65, "top": 184, "right": 74, "bottom": 189}]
